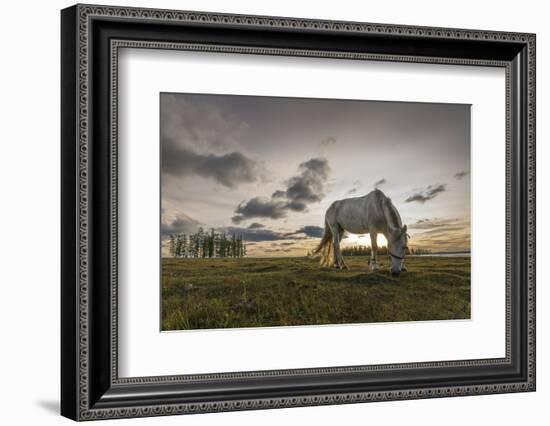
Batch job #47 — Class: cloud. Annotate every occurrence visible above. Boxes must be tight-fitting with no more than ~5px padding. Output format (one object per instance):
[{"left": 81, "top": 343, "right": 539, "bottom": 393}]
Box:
[
  {"left": 418, "top": 225, "right": 469, "bottom": 235},
  {"left": 292, "top": 226, "right": 325, "bottom": 238},
  {"left": 162, "top": 141, "right": 260, "bottom": 188},
  {"left": 161, "top": 213, "right": 202, "bottom": 237},
  {"left": 232, "top": 197, "right": 287, "bottom": 224},
  {"left": 160, "top": 94, "right": 262, "bottom": 188},
  {"left": 405, "top": 184, "right": 447, "bottom": 203},
  {"left": 222, "top": 226, "right": 298, "bottom": 242},
  {"left": 285, "top": 200, "right": 308, "bottom": 212},
  {"left": 454, "top": 171, "right": 469, "bottom": 180},
  {"left": 410, "top": 219, "right": 471, "bottom": 252},
  {"left": 346, "top": 179, "right": 362, "bottom": 195},
  {"left": 264, "top": 248, "right": 293, "bottom": 253},
  {"left": 232, "top": 158, "right": 330, "bottom": 223},
  {"left": 407, "top": 217, "right": 471, "bottom": 252},
  {"left": 408, "top": 218, "right": 460, "bottom": 230},
  {"left": 374, "top": 178, "right": 386, "bottom": 188},
  {"left": 320, "top": 136, "right": 336, "bottom": 147},
  {"left": 285, "top": 158, "right": 330, "bottom": 204},
  {"left": 247, "top": 222, "right": 265, "bottom": 229},
  {"left": 161, "top": 94, "right": 246, "bottom": 153}
]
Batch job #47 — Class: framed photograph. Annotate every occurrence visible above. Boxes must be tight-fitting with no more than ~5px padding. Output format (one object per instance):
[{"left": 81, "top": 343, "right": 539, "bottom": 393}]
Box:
[{"left": 61, "top": 4, "right": 536, "bottom": 421}]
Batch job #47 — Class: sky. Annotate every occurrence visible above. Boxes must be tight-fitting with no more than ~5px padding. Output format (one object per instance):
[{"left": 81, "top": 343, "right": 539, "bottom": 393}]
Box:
[{"left": 160, "top": 92, "right": 471, "bottom": 257}]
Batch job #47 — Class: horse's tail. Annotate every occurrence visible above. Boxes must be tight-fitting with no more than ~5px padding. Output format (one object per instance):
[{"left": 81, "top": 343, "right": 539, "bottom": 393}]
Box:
[{"left": 312, "top": 221, "right": 334, "bottom": 267}]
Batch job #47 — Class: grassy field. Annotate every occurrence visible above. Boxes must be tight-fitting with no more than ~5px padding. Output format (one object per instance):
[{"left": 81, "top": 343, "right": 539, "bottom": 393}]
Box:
[{"left": 162, "top": 256, "right": 470, "bottom": 331}]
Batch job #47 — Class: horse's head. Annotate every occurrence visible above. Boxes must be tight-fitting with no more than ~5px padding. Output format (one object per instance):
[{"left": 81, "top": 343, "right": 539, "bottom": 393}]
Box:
[{"left": 388, "top": 225, "right": 410, "bottom": 276}]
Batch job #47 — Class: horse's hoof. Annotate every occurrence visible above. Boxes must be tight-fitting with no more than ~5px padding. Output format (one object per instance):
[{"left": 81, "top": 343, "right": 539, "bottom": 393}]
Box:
[{"left": 369, "top": 263, "right": 380, "bottom": 271}]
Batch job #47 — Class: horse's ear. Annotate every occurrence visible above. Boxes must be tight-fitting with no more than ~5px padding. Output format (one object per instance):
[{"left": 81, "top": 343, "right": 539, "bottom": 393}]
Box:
[{"left": 403, "top": 224, "right": 407, "bottom": 232}]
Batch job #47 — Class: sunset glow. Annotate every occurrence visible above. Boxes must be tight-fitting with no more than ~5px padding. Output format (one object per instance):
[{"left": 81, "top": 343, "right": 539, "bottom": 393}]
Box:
[{"left": 342, "top": 233, "right": 388, "bottom": 248}]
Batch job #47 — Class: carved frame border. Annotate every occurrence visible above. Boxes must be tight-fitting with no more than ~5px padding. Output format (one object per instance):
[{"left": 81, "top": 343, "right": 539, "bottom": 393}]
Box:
[{"left": 62, "top": 3, "right": 535, "bottom": 421}]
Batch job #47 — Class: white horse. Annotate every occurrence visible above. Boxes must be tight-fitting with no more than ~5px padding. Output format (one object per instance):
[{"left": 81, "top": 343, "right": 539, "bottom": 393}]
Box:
[{"left": 313, "top": 189, "right": 409, "bottom": 275}]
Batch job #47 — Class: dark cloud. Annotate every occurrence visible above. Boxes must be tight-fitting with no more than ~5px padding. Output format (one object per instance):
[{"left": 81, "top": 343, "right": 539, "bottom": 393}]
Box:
[
  {"left": 162, "top": 141, "right": 260, "bottom": 188},
  {"left": 161, "top": 94, "right": 247, "bottom": 153},
  {"left": 232, "top": 197, "right": 287, "bottom": 224},
  {"left": 231, "top": 216, "right": 245, "bottom": 225},
  {"left": 346, "top": 188, "right": 357, "bottom": 195},
  {"left": 232, "top": 158, "right": 330, "bottom": 223},
  {"left": 293, "top": 226, "right": 325, "bottom": 238},
  {"left": 247, "top": 222, "right": 265, "bottom": 229},
  {"left": 285, "top": 200, "right": 307, "bottom": 212},
  {"left": 405, "top": 184, "right": 447, "bottom": 203},
  {"left": 161, "top": 94, "right": 261, "bottom": 189},
  {"left": 374, "top": 178, "right": 386, "bottom": 188},
  {"left": 161, "top": 213, "right": 202, "bottom": 237},
  {"left": 285, "top": 158, "right": 330, "bottom": 204},
  {"left": 454, "top": 171, "right": 469, "bottom": 180}
]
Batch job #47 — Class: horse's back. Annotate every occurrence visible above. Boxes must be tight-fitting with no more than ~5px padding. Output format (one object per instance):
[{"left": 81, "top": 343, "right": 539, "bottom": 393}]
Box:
[
  {"left": 326, "top": 190, "right": 387, "bottom": 234},
  {"left": 330, "top": 190, "right": 383, "bottom": 213},
  {"left": 327, "top": 194, "right": 370, "bottom": 233}
]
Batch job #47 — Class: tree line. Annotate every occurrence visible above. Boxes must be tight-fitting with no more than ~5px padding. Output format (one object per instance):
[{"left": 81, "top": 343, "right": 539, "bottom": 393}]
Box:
[{"left": 168, "top": 228, "right": 246, "bottom": 258}]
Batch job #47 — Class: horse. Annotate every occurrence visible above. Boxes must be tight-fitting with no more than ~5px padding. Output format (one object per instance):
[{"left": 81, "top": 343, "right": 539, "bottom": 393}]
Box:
[{"left": 313, "top": 189, "right": 410, "bottom": 276}]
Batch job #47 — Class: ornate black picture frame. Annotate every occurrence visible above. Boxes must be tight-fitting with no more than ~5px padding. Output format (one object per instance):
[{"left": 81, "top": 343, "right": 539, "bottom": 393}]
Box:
[{"left": 61, "top": 4, "right": 536, "bottom": 421}]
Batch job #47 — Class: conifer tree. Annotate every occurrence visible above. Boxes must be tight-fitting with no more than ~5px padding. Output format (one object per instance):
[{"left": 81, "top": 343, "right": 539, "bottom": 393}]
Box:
[{"left": 169, "top": 234, "right": 176, "bottom": 258}]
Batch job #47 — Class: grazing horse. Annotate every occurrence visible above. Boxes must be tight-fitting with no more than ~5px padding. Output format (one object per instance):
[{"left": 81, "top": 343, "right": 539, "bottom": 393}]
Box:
[{"left": 313, "top": 189, "right": 409, "bottom": 275}]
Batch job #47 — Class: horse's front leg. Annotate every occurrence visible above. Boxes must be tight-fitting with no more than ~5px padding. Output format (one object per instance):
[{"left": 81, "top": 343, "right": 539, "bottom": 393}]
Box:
[{"left": 369, "top": 232, "right": 381, "bottom": 271}]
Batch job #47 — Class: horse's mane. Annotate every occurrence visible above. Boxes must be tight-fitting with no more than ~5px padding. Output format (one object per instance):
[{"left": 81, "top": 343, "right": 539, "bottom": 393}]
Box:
[{"left": 375, "top": 189, "right": 402, "bottom": 230}]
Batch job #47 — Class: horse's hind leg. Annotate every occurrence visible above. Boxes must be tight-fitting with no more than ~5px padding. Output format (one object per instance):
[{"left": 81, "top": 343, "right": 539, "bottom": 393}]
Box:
[{"left": 330, "top": 224, "right": 348, "bottom": 270}]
